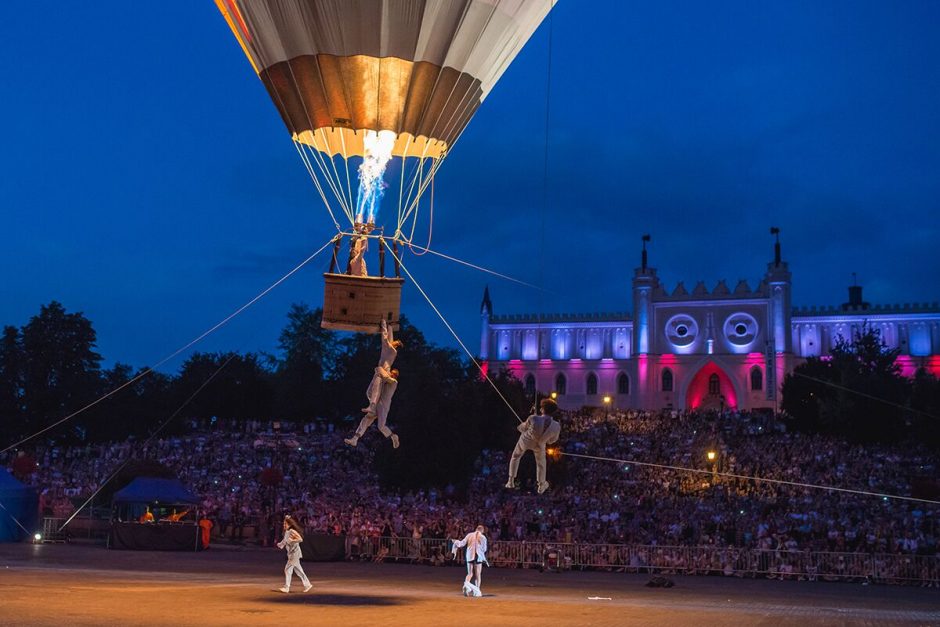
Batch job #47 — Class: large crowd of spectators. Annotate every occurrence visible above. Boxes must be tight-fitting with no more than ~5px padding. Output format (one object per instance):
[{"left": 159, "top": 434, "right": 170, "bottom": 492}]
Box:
[{"left": 4, "top": 409, "right": 938, "bottom": 564}]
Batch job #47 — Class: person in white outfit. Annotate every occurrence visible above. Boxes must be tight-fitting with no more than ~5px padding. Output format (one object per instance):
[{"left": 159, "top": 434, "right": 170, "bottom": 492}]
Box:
[
  {"left": 345, "top": 368, "right": 400, "bottom": 449},
  {"left": 348, "top": 224, "right": 372, "bottom": 276},
  {"left": 452, "top": 525, "right": 489, "bottom": 597},
  {"left": 362, "top": 319, "right": 401, "bottom": 415},
  {"left": 276, "top": 516, "right": 312, "bottom": 593},
  {"left": 506, "top": 398, "right": 561, "bottom": 494},
  {"left": 346, "top": 318, "right": 403, "bottom": 448}
]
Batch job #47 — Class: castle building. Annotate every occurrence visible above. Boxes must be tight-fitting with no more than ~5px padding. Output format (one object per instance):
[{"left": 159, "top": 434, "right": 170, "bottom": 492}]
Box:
[{"left": 479, "top": 235, "right": 940, "bottom": 411}]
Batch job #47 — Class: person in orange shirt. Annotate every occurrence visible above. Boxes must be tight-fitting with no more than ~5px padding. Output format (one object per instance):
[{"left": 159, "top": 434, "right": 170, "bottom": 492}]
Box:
[
  {"left": 198, "top": 513, "right": 213, "bottom": 550},
  {"left": 165, "top": 509, "right": 189, "bottom": 522},
  {"left": 138, "top": 506, "right": 154, "bottom": 523}
]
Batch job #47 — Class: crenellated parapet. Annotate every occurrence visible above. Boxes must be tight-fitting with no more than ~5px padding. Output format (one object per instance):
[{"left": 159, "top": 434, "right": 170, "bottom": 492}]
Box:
[
  {"left": 793, "top": 302, "right": 940, "bottom": 316},
  {"left": 490, "top": 312, "right": 630, "bottom": 324},
  {"left": 658, "top": 278, "right": 768, "bottom": 301}
]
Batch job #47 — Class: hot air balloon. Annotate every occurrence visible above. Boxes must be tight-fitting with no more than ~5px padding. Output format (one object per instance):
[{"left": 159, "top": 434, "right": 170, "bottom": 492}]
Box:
[{"left": 216, "top": 0, "right": 554, "bottom": 332}]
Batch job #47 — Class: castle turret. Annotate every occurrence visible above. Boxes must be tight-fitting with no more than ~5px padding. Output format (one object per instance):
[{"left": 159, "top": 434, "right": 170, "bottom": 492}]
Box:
[
  {"left": 480, "top": 286, "right": 493, "bottom": 359},
  {"left": 765, "top": 227, "right": 792, "bottom": 354},
  {"left": 841, "top": 274, "right": 870, "bottom": 311},
  {"left": 632, "top": 235, "right": 658, "bottom": 356}
]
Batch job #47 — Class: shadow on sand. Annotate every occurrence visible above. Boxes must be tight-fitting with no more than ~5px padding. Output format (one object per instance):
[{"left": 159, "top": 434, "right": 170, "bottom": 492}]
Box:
[{"left": 256, "top": 592, "right": 404, "bottom": 607}]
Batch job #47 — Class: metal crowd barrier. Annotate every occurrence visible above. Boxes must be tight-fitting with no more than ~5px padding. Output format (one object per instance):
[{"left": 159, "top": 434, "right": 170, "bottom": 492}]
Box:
[
  {"left": 40, "top": 517, "right": 67, "bottom": 543},
  {"left": 348, "top": 536, "right": 940, "bottom": 586}
]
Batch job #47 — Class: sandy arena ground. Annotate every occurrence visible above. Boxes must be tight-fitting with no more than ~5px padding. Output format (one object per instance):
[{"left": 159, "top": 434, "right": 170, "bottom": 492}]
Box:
[{"left": 0, "top": 543, "right": 937, "bottom": 626}]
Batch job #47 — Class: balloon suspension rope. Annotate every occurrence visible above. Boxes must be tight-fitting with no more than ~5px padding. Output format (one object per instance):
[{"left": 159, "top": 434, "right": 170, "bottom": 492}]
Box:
[
  {"left": 59, "top": 354, "right": 239, "bottom": 531},
  {"left": 0, "top": 499, "right": 32, "bottom": 537},
  {"left": 1, "top": 236, "right": 338, "bottom": 455},
  {"left": 386, "top": 245, "right": 524, "bottom": 424},
  {"left": 559, "top": 451, "right": 940, "bottom": 506},
  {"left": 395, "top": 239, "right": 547, "bottom": 291},
  {"left": 388, "top": 245, "right": 936, "bottom": 505}
]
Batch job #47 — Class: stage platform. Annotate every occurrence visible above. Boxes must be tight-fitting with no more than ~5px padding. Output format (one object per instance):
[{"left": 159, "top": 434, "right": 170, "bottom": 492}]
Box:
[{"left": 0, "top": 544, "right": 936, "bottom": 626}]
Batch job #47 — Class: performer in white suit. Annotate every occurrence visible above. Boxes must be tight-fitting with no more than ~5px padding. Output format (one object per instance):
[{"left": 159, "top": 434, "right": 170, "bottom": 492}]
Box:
[
  {"left": 506, "top": 398, "right": 562, "bottom": 494},
  {"left": 346, "top": 318, "right": 403, "bottom": 448},
  {"left": 452, "top": 525, "right": 489, "bottom": 597},
  {"left": 362, "top": 319, "right": 402, "bottom": 415},
  {"left": 276, "top": 516, "right": 312, "bottom": 593},
  {"left": 345, "top": 368, "right": 400, "bottom": 449},
  {"left": 348, "top": 224, "right": 372, "bottom": 276}
]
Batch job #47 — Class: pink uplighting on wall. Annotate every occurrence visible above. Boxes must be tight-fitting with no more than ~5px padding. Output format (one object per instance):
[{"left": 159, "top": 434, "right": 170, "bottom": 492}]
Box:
[
  {"left": 686, "top": 362, "right": 738, "bottom": 410},
  {"left": 927, "top": 356, "right": 940, "bottom": 378},
  {"left": 895, "top": 355, "right": 917, "bottom": 378}
]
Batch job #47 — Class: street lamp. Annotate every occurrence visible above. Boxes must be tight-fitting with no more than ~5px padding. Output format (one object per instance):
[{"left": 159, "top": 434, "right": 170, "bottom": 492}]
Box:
[
  {"left": 550, "top": 391, "right": 558, "bottom": 400},
  {"left": 706, "top": 450, "right": 718, "bottom": 483},
  {"left": 602, "top": 395, "right": 611, "bottom": 419}
]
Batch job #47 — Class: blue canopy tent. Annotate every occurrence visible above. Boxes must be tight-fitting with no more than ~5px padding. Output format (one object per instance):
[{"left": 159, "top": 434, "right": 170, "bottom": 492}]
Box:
[
  {"left": 0, "top": 469, "right": 38, "bottom": 542},
  {"left": 110, "top": 477, "right": 201, "bottom": 551},
  {"left": 112, "top": 478, "right": 199, "bottom": 507}
]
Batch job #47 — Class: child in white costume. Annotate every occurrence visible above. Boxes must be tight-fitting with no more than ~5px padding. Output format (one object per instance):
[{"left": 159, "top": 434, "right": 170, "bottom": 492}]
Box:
[
  {"left": 452, "top": 525, "right": 489, "bottom": 597},
  {"left": 506, "top": 398, "right": 561, "bottom": 494},
  {"left": 277, "top": 516, "right": 312, "bottom": 593}
]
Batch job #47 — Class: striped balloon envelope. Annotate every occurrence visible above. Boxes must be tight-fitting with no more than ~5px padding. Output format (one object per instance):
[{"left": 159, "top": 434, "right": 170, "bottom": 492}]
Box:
[{"left": 215, "top": 0, "right": 554, "bottom": 237}]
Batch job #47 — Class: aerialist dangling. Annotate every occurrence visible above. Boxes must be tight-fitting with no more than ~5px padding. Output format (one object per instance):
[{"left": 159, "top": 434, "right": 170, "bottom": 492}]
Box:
[
  {"left": 506, "top": 398, "right": 561, "bottom": 494},
  {"left": 345, "top": 318, "right": 402, "bottom": 449}
]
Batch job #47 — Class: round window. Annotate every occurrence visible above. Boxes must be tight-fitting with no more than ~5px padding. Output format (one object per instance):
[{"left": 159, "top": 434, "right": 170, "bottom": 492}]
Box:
[
  {"left": 723, "top": 313, "right": 759, "bottom": 347},
  {"left": 664, "top": 314, "right": 698, "bottom": 348}
]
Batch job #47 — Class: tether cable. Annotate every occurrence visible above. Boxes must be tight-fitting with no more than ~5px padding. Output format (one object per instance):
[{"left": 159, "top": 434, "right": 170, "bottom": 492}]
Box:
[
  {"left": 387, "top": 245, "right": 524, "bottom": 424},
  {"left": 559, "top": 450, "right": 940, "bottom": 506},
  {"left": 402, "top": 241, "right": 547, "bottom": 291},
  {"left": 0, "top": 499, "right": 31, "bottom": 536},
  {"left": 384, "top": 247, "right": 936, "bottom": 506},
  {"left": 58, "top": 353, "right": 239, "bottom": 531},
  {"left": 1, "top": 236, "right": 336, "bottom": 455},
  {"left": 792, "top": 371, "right": 940, "bottom": 420}
]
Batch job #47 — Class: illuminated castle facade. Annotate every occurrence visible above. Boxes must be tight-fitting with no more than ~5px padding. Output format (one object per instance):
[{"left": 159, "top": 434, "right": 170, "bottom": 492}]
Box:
[{"left": 479, "top": 237, "right": 940, "bottom": 411}]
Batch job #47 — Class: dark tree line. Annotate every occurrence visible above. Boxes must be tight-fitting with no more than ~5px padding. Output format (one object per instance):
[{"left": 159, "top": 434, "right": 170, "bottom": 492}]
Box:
[
  {"left": 781, "top": 325, "right": 940, "bottom": 447},
  {"left": 0, "top": 301, "right": 526, "bottom": 489}
]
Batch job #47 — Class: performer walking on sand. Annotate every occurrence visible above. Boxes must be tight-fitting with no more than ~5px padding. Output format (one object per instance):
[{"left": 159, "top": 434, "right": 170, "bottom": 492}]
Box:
[
  {"left": 277, "top": 516, "right": 312, "bottom": 593},
  {"left": 452, "top": 525, "right": 489, "bottom": 597},
  {"left": 506, "top": 398, "right": 561, "bottom": 494}
]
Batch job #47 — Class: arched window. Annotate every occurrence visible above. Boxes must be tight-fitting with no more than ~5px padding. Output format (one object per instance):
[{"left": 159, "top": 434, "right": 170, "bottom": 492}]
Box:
[
  {"left": 586, "top": 373, "right": 598, "bottom": 396},
  {"left": 661, "top": 368, "right": 673, "bottom": 392},
  {"left": 750, "top": 367, "right": 763, "bottom": 391},
  {"left": 617, "top": 372, "right": 630, "bottom": 395},
  {"left": 524, "top": 374, "right": 536, "bottom": 396},
  {"left": 555, "top": 373, "right": 567, "bottom": 395},
  {"left": 708, "top": 373, "right": 720, "bottom": 395}
]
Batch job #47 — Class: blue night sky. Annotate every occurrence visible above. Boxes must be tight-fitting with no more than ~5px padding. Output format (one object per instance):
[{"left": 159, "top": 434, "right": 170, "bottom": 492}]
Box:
[{"left": 1, "top": 1, "right": 938, "bottom": 371}]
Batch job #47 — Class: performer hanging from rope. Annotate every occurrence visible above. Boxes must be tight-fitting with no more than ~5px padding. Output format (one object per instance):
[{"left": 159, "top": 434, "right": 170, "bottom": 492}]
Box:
[
  {"left": 345, "top": 368, "right": 400, "bottom": 449},
  {"left": 276, "top": 515, "right": 312, "bottom": 594},
  {"left": 506, "top": 398, "right": 561, "bottom": 494},
  {"left": 452, "top": 525, "right": 489, "bottom": 597},
  {"left": 362, "top": 318, "right": 402, "bottom": 416}
]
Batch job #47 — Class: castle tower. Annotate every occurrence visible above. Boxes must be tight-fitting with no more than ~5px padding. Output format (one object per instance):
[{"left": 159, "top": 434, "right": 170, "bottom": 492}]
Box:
[
  {"left": 632, "top": 235, "right": 658, "bottom": 356},
  {"left": 632, "top": 236, "right": 659, "bottom": 409},
  {"left": 764, "top": 228, "right": 792, "bottom": 401},
  {"left": 480, "top": 286, "right": 493, "bottom": 359}
]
